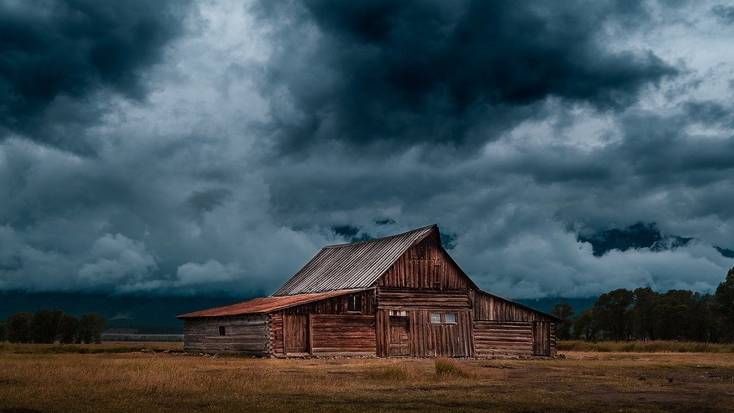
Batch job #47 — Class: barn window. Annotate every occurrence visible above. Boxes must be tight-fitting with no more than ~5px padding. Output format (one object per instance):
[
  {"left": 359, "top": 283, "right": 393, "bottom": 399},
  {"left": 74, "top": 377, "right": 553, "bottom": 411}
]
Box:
[
  {"left": 389, "top": 310, "right": 407, "bottom": 317},
  {"left": 347, "top": 295, "right": 362, "bottom": 312},
  {"left": 430, "top": 313, "right": 441, "bottom": 324},
  {"left": 444, "top": 313, "right": 457, "bottom": 324},
  {"left": 218, "top": 326, "right": 226, "bottom": 336}
]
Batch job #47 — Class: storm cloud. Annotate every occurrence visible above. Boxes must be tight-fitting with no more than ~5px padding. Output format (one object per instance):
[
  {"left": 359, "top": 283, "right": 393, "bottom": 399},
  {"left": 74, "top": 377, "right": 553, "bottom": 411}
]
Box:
[
  {"left": 256, "top": 0, "right": 676, "bottom": 152},
  {"left": 1, "top": 0, "right": 733, "bottom": 299},
  {"left": 0, "top": 0, "right": 189, "bottom": 152}
]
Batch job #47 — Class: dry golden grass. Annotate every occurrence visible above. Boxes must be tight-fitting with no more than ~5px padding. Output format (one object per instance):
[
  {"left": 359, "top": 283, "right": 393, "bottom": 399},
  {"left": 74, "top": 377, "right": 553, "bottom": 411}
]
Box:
[
  {"left": 559, "top": 340, "right": 734, "bottom": 353},
  {"left": 1, "top": 343, "right": 734, "bottom": 412}
]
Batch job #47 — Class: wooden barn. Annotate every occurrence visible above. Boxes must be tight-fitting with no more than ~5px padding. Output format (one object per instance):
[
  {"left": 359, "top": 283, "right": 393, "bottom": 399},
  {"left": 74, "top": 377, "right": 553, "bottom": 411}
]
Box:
[{"left": 178, "top": 225, "right": 558, "bottom": 358}]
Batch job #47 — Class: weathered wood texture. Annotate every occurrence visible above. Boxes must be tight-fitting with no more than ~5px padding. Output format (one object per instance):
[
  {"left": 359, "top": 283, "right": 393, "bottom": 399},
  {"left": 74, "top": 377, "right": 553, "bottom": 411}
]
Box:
[
  {"left": 270, "top": 291, "right": 377, "bottom": 356},
  {"left": 183, "top": 315, "right": 270, "bottom": 355},
  {"left": 310, "top": 314, "right": 376, "bottom": 355},
  {"left": 473, "top": 321, "right": 533, "bottom": 357},
  {"left": 378, "top": 233, "right": 471, "bottom": 291},
  {"left": 284, "top": 314, "right": 308, "bottom": 353},
  {"left": 473, "top": 292, "right": 555, "bottom": 322},
  {"left": 376, "top": 309, "right": 472, "bottom": 357},
  {"left": 280, "top": 290, "right": 376, "bottom": 316},
  {"left": 377, "top": 289, "right": 470, "bottom": 308}
]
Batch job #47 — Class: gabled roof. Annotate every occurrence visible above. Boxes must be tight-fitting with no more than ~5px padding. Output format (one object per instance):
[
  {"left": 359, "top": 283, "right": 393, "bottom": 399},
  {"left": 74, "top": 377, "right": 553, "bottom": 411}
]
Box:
[
  {"left": 273, "top": 224, "right": 437, "bottom": 296},
  {"left": 177, "top": 288, "right": 368, "bottom": 318}
]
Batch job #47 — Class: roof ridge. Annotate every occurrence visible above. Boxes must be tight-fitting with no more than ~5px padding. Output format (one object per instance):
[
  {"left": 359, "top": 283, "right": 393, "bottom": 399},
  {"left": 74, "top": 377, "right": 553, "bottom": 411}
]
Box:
[{"left": 323, "top": 224, "right": 437, "bottom": 249}]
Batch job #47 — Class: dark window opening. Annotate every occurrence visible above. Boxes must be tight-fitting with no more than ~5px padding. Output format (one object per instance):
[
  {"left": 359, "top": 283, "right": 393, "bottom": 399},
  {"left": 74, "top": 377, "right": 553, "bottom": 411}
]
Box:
[
  {"left": 218, "top": 326, "right": 226, "bottom": 336},
  {"left": 347, "top": 295, "right": 362, "bottom": 312}
]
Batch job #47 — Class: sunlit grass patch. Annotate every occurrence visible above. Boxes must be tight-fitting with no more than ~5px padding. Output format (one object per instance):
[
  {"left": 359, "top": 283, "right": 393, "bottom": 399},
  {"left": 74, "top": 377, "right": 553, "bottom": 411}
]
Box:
[
  {"left": 364, "top": 363, "right": 414, "bottom": 381},
  {"left": 434, "top": 358, "right": 472, "bottom": 379},
  {"left": 558, "top": 340, "right": 734, "bottom": 353}
]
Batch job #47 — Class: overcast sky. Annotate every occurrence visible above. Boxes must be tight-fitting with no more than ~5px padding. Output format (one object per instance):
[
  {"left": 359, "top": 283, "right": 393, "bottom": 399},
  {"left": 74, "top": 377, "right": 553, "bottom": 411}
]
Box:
[{"left": 1, "top": 0, "right": 734, "bottom": 299}]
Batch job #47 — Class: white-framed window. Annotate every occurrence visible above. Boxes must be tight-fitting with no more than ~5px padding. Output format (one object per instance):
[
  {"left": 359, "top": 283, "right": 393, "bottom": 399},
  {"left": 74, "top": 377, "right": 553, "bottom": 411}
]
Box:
[
  {"left": 430, "top": 313, "right": 442, "bottom": 324},
  {"left": 444, "top": 313, "right": 457, "bottom": 324},
  {"left": 389, "top": 310, "right": 408, "bottom": 317}
]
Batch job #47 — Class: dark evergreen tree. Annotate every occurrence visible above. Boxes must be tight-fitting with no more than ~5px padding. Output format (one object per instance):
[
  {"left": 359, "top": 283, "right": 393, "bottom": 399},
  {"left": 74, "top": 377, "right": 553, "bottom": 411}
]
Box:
[
  {"left": 77, "top": 314, "right": 107, "bottom": 344},
  {"left": 551, "top": 302, "right": 575, "bottom": 340},
  {"left": 7, "top": 312, "right": 33, "bottom": 343},
  {"left": 573, "top": 309, "right": 598, "bottom": 341},
  {"left": 715, "top": 267, "right": 734, "bottom": 341},
  {"left": 593, "top": 289, "right": 634, "bottom": 340},
  {"left": 58, "top": 314, "right": 79, "bottom": 344},
  {"left": 632, "top": 287, "right": 658, "bottom": 340},
  {"left": 30, "top": 309, "right": 64, "bottom": 343}
]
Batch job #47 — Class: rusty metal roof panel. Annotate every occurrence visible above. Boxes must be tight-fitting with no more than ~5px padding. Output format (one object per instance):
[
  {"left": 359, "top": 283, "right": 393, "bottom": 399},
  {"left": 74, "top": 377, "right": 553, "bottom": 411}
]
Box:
[
  {"left": 177, "top": 289, "right": 368, "bottom": 318},
  {"left": 273, "top": 224, "right": 437, "bottom": 296}
]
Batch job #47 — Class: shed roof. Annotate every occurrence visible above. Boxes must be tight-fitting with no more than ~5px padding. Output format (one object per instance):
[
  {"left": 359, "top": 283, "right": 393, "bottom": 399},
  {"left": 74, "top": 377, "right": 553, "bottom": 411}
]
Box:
[
  {"left": 272, "top": 224, "right": 437, "bottom": 296},
  {"left": 177, "top": 288, "right": 368, "bottom": 318}
]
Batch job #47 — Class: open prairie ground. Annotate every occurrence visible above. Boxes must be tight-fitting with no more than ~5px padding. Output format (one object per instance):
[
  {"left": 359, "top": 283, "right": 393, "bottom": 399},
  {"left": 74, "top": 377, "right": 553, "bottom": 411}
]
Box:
[{"left": 1, "top": 343, "right": 734, "bottom": 413}]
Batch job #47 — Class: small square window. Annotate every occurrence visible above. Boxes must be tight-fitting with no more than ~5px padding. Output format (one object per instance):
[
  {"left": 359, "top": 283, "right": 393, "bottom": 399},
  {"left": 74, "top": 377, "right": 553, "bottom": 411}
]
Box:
[
  {"left": 445, "top": 313, "right": 457, "bottom": 324},
  {"left": 430, "top": 313, "right": 441, "bottom": 324},
  {"left": 218, "top": 326, "right": 226, "bottom": 336}
]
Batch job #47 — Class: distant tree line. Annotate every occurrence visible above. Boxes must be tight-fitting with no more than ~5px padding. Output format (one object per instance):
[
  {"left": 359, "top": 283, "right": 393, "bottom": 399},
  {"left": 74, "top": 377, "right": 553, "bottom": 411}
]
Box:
[
  {"left": 0, "top": 310, "right": 106, "bottom": 344},
  {"left": 552, "top": 267, "right": 734, "bottom": 342}
]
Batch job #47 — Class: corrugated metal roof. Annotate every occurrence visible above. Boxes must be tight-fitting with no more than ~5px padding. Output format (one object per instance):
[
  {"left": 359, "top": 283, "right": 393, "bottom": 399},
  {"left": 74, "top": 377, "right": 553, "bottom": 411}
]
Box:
[
  {"left": 177, "top": 289, "right": 368, "bottom": 318},
  {"left": 273, "top": 224, "right": 437, "bottom": 296}
]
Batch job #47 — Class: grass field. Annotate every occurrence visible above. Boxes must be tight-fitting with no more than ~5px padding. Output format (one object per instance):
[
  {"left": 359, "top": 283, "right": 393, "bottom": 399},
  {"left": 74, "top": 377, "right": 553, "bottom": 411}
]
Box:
[{"left": 1, "top": 342, "right": 734, "bottom": 413}]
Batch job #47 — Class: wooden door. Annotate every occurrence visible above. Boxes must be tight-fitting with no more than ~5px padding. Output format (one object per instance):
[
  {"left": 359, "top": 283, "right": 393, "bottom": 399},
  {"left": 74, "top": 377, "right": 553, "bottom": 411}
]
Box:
[
  {"left": 532, "top": 321, "right": 551, "bottom": 356},
  {"left": 284, "top": 314, "right": 308, "bottom": 354},
  {"left": 388, "top": 316, "right": 410, "bottom": 356}
]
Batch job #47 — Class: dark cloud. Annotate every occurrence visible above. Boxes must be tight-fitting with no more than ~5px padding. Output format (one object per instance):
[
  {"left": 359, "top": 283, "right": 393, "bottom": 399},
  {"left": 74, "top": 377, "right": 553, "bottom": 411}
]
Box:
[
  {"left": 577, "top": 222, "right": 692, "bottom": 257},
  {"left": 0, "top": 0, "right": 190, "bottom": 151},
  {"left": 712, "top": 4, "right": 734, "bottom": 24},
  {"left": 331, "top": 225, "right": 373, "bottom": 243},
  {"left": 187, "top": 188, "right": 233, "bottom": 214},
  {"left": 1, "top": 1, "right": 732, "bottom": 300},
  {"left": 716, "top": 247, "right": 734, "bottom": 258},
  {"left": 255, "top": 0, "right": 677, "bottom": 152}
]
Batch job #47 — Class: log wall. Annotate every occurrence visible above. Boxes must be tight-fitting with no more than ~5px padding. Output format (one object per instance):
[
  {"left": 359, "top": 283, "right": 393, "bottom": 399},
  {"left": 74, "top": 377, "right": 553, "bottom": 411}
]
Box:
[
  {"left": 183, "top": 314, "right": 270, "bottom": 355},
  {"left": 271, "top": 290, "right": 377, "bottom": 357},
  {"left": 310, "top": 314, "right": 376, "bottom": 355},
  {"left": 473, "top": 292, "right": 555, "bottom": 322},
  {"left": 473, "top": 321, "right": 533, "bottom": 357}
]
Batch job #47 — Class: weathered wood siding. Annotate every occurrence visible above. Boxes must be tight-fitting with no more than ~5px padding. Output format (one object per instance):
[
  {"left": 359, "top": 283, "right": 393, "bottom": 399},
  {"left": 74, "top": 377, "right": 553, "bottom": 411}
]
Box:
[
  {"left": 378, "top": 289, "right": 470, "bottom": 308},
  {"left": 376, "top": 308, "right": 472, "bottom": 357},
  {"left": 378, "top": 233, "right": 471, "bottom": 291},
  {"left": 310, "top": 314, "right": 376, "bottom": 355},
  {"left": 183, "top": 314, "right": 270, "bottom": 355},
  {"left": 280, "top": 290, "right": 376, "bottom": 315},
  {"left": 473, "top": 292, "right": 554, "bottom": 322},
  {"left": 473, "top": 321, "right": 533, "bottom": 357},
  {"left": 271, "top": 290, "right": 377, "bottom": 357}
]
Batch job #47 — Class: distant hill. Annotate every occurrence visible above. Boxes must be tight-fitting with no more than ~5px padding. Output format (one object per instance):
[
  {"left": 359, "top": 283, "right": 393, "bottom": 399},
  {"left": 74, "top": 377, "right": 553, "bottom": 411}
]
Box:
[{"left": 517, "top": 296, "right": 597, "bottom": 316}]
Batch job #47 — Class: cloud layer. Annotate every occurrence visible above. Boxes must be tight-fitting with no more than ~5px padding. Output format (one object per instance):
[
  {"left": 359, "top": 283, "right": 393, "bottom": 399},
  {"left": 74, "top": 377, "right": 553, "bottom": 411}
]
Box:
[{"left": 1, "top": 0, "right": 733, "bottom": 298}]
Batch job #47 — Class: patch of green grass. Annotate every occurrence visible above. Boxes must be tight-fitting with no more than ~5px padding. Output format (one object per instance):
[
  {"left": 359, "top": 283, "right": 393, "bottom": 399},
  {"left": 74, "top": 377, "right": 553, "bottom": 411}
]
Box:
[{"left": 559, "top": 340, "right": 734, "bottom": 353}]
